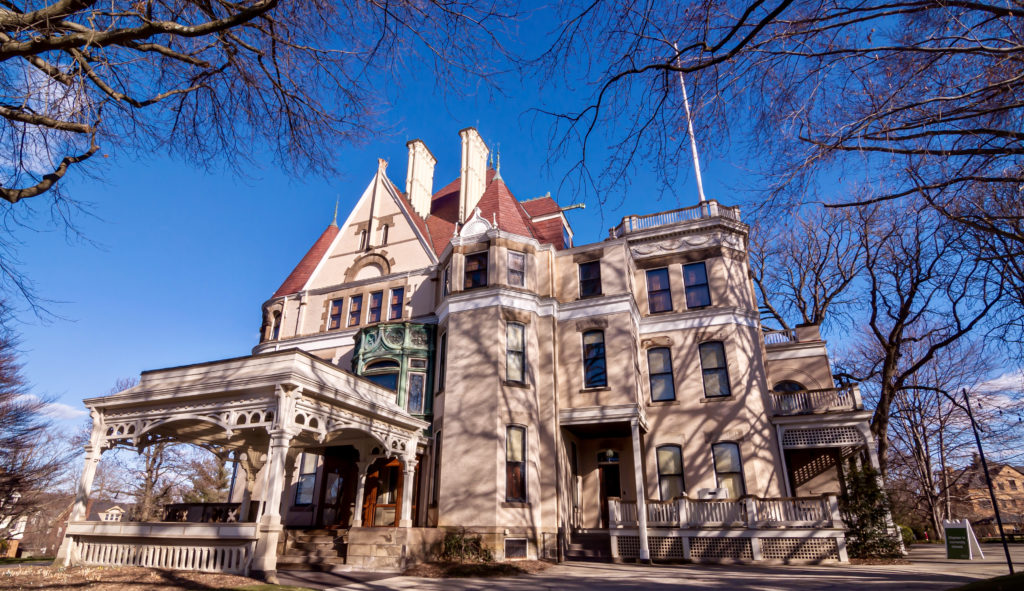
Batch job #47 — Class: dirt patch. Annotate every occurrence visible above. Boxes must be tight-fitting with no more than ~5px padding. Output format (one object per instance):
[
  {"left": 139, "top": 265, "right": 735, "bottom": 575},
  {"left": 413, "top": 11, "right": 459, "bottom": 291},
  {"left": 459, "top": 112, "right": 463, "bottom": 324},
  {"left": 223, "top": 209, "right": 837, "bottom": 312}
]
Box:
[
  {"left": 402, "top": 560, "right": 552, "bottom": 578},
  {"left": 0, "top": 565, "right": 309, "bottom": 591},
  {"left": 849, "top": 557, "right": 912, "bottom": 565}
]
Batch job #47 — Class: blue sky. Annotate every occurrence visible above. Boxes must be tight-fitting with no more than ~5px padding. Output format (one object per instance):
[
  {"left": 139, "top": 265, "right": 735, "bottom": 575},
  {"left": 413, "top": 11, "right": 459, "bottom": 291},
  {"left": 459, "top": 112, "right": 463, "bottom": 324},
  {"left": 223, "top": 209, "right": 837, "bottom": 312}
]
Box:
[{"left": 11, "top": 24, "right": 756, "bottom": 425}]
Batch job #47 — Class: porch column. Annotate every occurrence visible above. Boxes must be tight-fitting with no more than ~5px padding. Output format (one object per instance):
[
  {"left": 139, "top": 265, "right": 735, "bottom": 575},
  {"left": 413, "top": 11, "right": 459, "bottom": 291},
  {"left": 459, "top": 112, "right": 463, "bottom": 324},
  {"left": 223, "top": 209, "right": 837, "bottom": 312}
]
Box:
[
  {"left": 279, "top": 448, "right": 300, "bottom": 516},
  {"left": 252, "top": 428, "right": 294, "bottom": 582},
  {"left": 56, "top": 414, "right": 104, "bottom": 566},
  {"left": 399, "top": 454, "right": 418, "bottom": 528},
  {"left": 350, "top": 458, "right": 374, "bottom": 527},
  {"left": 630, "top": 418, "right": 650, "bottom": 562}
]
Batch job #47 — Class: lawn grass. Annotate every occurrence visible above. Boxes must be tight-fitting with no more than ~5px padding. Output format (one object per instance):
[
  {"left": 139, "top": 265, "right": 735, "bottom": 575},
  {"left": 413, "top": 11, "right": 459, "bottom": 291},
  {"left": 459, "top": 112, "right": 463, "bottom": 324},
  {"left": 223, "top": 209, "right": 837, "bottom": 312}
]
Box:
[
  {"left": 949, "top": 572, "right": 1024, "bottom": 591},
  {"left": 0, "top": 556, "right": 53, "bottom": 565}
]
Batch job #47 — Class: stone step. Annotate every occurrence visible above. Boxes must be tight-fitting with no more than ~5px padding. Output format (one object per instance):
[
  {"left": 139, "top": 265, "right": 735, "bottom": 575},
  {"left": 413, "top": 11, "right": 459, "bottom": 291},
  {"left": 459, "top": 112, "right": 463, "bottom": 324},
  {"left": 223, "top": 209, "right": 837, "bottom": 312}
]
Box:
[
  {"left": 275, "top": 555, "right": 348, "bottom": 572},
  {"left": 290, "top": 540, "right": 342, "bottom": 550},
  {"left": 284, "top": 548, "right": 343, "bottom": 558},
  {"left": 292, "top": 534, "right": 342, "bottom": 544}
]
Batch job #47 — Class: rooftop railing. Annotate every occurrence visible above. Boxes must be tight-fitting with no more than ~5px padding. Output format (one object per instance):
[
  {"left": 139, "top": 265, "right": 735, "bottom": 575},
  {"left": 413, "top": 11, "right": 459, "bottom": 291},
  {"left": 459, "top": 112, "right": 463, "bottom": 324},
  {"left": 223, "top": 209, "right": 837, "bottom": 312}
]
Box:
[
  {"left": 768, "top": 385, "right": 863, "bottom": 416},
  {"left": 610, "top": 200, "right": 741, "bottom": 238}
]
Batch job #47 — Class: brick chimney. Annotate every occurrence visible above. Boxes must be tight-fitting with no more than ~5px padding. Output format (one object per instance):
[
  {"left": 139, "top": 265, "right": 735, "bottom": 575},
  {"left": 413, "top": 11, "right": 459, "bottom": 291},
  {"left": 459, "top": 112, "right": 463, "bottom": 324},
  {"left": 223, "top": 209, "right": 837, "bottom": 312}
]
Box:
[
  {"left": 458, "top": 127, "right": 489, "bottom": 223},
  {"left": 405, "top": 139, "right": 436, "bottom": 219}
]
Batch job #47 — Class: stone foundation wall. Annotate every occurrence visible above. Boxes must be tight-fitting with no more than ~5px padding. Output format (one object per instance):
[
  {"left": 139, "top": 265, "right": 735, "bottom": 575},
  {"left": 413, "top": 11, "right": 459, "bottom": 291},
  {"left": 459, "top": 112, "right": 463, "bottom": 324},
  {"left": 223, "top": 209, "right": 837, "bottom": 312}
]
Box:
[{"left": 345, "top": 527, "right": 444, "bottom": 571}]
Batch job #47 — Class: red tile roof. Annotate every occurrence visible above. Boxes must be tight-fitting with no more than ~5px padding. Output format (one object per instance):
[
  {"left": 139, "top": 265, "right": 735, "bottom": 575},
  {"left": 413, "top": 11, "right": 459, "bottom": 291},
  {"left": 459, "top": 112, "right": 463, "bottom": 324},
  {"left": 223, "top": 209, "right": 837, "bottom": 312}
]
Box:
[
  {"left": 273, "top": 223, "right": 340, "bottom": 298},
  {"left": 273, "top": 169, "right": 570, "bottom": 297}
]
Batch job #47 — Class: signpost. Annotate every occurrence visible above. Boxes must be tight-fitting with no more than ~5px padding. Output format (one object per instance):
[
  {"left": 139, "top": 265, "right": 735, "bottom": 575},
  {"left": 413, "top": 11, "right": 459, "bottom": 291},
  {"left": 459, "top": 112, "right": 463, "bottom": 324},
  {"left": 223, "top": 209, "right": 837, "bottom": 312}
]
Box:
[{"left": 944, "top": 519, "right": 984, "bottom": 560}]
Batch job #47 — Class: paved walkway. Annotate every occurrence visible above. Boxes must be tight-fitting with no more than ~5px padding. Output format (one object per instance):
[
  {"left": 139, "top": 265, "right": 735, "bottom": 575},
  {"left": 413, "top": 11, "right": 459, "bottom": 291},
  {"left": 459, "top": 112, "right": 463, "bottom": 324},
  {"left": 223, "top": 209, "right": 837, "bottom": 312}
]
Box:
[{"left": 285, "top": 544, "right": 1022, "bottom": 591}]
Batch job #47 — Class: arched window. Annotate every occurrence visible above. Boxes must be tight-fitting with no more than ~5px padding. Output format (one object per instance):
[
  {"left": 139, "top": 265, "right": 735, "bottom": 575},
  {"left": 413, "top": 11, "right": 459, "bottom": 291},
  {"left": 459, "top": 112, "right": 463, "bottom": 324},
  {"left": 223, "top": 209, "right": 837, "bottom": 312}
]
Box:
[
  {"left": 582, "top": 330, "right": 607, "bottom": 388},
  {"left": 773, "top": 380, "right": 805, "bottom": 393},
  {"left": 363, "top": 359, "right": 400, "bottom": 391}
]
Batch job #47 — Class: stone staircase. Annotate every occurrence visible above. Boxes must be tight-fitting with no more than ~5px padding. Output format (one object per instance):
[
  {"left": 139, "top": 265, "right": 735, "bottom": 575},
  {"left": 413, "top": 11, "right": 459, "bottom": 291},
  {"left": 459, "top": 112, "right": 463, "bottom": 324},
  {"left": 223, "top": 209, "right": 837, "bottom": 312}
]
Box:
[
  {"left": 565, "top": 532, "right": 612, "bottom": 562},
  {"left": 276, "top": 529, "right": 348, "bottom": 572}
]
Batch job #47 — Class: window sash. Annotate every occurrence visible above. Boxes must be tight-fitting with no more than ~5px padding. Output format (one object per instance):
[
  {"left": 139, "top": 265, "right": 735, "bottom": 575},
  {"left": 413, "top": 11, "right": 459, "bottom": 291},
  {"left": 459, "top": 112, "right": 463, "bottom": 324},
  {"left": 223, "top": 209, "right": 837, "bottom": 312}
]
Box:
[
  {"left": 442, "top": 266, "right": 450, "bottom": 297},
  {"left": 329, "top": 300, "right": 344, "bottom": 330},
  {"left": 407, "top": 373, "right": 425, "bottom": 414},
  {"left": 712, "top": 442, "right": 745, "bottom": 498},
  {"left": 506, "top": 323, "right": 526, "bottom": 383},
  {"left": 368, "top": 291, "right": 383, "bottom": 323},
  {"left": 684, "top": 262, "right": 711, "bottom": 308},
  {"left": 508, "top": 252, "right": 526, "bottom": 286},
  {"left": 578, "top": 261, "right": 602, "bottom": 298},
  {"left": 582, "top": 331, "right": 607, "bottom": 388},
  {"left": 437, "top": 332, "right": 447, "bottom": 392},
  {"left": 464, "top": 253, "right": 488, "bottom": 289},
  {"left": 648, "top": 348, "right": 675, "bottom": 401},
  {"left": 699, "top": 341, "right": 731, "bottom": 397},
  {"left": 506, "top": 426, "right": 527, "bottom": 501},
  {"left": 389, "top": 288, "right": 404, "bottom": 320},
  {"left": 348, "top": 296, "right": 363, "bottom": 327},
  {"left": 646, "top": 268, "right": 673, "bottom": 313},
  {"left": 657, "top": 445, "right": 684, "bottom": 500}
]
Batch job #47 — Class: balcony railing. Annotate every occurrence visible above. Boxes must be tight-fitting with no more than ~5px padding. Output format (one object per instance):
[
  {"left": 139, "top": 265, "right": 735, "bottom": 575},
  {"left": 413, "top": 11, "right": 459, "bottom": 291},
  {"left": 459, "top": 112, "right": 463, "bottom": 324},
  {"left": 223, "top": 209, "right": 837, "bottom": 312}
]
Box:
[
  {"left": 768, "top": 385, "right": 863, "bottom": 415},
  {"left": 610, "top": 200, "right": 741, "bottom": 238},
  {"left": 608, "top": 495, "right": 841, "bottom": 530},
  {"left": 763, "top": 328, "right": 798, "bottom": 345}
]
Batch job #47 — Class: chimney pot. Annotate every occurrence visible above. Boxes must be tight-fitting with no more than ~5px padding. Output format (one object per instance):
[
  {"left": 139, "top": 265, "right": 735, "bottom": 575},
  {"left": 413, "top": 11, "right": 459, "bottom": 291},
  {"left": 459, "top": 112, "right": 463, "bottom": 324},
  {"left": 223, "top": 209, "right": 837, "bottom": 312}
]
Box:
[{"left": 458, "top": 127, "right": 489, "bottom": 224}]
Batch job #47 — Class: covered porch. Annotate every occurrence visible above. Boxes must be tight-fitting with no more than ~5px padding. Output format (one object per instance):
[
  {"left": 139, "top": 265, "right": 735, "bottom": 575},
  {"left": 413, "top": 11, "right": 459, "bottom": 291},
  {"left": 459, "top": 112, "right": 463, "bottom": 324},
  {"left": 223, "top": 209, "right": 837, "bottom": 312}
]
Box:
[{"left": 55, "top": 350, "right": 429, "bottom": 581}]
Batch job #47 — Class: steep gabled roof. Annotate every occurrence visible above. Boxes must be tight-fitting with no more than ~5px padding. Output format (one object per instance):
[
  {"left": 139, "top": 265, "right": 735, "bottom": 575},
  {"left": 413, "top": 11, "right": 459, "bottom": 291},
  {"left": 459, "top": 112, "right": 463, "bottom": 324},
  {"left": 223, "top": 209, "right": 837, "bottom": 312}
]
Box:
[
  {"left": 273, "top": 223, "right": 340, "bottom": 298},
  {"left": 273, "top": 167, "right": 571, "bottom": 297}
]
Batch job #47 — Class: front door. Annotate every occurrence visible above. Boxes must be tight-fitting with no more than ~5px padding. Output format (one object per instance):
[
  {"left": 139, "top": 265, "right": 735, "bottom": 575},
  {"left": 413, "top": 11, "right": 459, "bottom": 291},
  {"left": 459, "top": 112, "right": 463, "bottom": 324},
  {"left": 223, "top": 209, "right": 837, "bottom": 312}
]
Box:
[
  {"left": 598, "top": 463, "right": 621, "bottom": 528},
  {"left": 362, "top": 457, "right": 403, "bottom": 527},
  {"left": 316, "top": 446, "right": 358, "bottom": 528}
]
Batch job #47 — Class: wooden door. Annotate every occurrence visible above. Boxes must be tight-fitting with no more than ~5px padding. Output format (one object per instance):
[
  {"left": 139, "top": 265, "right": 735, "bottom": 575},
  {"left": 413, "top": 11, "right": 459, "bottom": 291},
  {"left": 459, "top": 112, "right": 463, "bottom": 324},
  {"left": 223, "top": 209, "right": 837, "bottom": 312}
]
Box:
[
  {"left": 598, "top": 463, "right": 621, "bottom": 528},
  {"left": 362, "top": 457, "right": 403, "bottom": 527},
  {"left": 315, "top": 447, "right": 358, "bottom": 528}
]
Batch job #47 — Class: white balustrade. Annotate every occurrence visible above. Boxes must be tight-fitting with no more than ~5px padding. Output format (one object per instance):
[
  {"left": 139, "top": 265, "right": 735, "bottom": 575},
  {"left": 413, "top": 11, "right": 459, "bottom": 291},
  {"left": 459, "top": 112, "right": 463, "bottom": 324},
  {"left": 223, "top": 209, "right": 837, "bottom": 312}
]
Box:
[{"left": 608, "top": 495, "right": 839, "bottom": 529}]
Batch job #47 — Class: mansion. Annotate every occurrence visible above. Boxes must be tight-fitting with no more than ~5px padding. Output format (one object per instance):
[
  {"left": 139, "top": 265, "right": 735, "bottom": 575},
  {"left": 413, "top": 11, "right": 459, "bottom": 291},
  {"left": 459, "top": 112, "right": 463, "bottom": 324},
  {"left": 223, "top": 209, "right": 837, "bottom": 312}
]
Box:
[{"left": 57, "top": 129, "right": 879, "bottom": 579}]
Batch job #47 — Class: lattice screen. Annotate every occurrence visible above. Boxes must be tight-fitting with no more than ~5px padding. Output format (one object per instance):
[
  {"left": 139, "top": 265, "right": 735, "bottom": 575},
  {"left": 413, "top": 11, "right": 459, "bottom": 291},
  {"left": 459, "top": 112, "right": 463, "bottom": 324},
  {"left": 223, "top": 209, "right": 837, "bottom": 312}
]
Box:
[
  {"left": 760, "top": 537, "right": 839, "bottom": 561},
  {"left": 648, "top": 536, "right": 685, "bottom": 560},
  {"left": 782, "top": 426, "right": 863, "bottom": 448},
  {"left": 614, "top": 536, "right": 640, "bottom": 558},
  {"left": 689, "top": 537, "right": 753, "bottom": 560}
]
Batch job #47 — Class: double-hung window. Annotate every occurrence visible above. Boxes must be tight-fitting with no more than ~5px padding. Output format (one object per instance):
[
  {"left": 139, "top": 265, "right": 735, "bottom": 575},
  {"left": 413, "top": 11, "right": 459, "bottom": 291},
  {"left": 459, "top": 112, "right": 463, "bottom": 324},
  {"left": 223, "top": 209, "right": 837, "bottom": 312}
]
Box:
[
  {"left": 368, "top": 291, "right": 383, "bottom": 323},
  {"left": 348, "top": 295, "right": 363, "bottom": 327},
  {"left": 294, "top": 452, "right": 318, "bottom": 505},
  {"left": 699, "top": 341, "right": 731, "bottom": 397},
  {"left": 389, "top": 288, "right": 404, "bottom": 320},
  {"left": 442, "top": 265, "right": 451, "bottom": 297},
  {"left": 712, "top": 442, "right": 745, "bottom": 498},
  {"left": 578, "top": 261, "right": 602, "bottom": 298},
  {"left": 582, "top": 330, "right": 607, "bottom": 388},
  {"left": 464, "top": 252, "right": 488, "bottom": 289},
  {"left": 657, "top": 445, "right": 684, "bottom": 500},
  {"left": 683, "top": 262, "right": 711, "bottom": 308},
  {"left": 508, "top": 252, "right": 526, "bottom": 287},
  {"left": 646, "top": 268, "right": 672, "bottom": 313},
  {"left": 647, "top": 347, "right": 675, "bottom": 401},
  {"left": 329, "top": 299, "right": 344, "bottom": 330},
  {"left": 506, "top": 322, "right": 526, "bottom": 383},
  {"left": 506, "top": 426, "right": 527, "bottom": 502},
  {"left": 437, "top": 332, "right": 447, "bottom": 392}
]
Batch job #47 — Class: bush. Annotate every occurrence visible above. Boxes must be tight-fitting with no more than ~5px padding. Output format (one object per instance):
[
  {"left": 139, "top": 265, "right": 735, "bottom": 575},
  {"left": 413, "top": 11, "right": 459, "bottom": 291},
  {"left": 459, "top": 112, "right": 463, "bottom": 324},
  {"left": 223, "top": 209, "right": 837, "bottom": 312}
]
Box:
[
  {"left": 839, "top": 460, "right": 903, "bottom": 558},
  {"left": 439, "top": 528, "right": 493, "bottom": 563},
  {"left": 899, "top": 525, "right": 916, "bottom": 548}
]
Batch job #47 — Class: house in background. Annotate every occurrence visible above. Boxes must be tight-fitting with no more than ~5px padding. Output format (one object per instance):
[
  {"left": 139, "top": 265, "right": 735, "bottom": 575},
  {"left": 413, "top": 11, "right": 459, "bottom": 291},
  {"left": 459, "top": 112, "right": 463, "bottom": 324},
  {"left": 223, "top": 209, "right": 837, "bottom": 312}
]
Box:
[
  {"left": 56, "top": 129, "right": 879, "bottom": 579},
  {"left": 953, "top": 460, "right": 1024, "bottom": 537}
]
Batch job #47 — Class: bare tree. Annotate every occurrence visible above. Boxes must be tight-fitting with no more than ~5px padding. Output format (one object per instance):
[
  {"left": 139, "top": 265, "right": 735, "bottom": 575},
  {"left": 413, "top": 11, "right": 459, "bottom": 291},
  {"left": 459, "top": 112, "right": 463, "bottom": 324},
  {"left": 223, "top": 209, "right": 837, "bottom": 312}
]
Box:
[
  {"left": 750, "top": 206, "right": 863, "bottom": 332},
  {"left": 0, "top": 326, "right": 74, "bottom": 539},
  {"left": 836, "top": 203, "right": 1004, "bottom": 474},
  {"left": 0, "top": 0, "right": 515, "bottom": 203},
  {"left": 540, "top": 2, "right": 1023, "bottom": 230}
]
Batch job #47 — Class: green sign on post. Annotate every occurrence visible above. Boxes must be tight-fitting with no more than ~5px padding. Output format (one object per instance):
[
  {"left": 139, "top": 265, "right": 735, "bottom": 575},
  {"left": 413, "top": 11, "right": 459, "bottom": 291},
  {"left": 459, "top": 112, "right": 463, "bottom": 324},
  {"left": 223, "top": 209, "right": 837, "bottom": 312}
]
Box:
[
  {"left": 944, "top": 519, "right": 984, "bottom": 560},
  {"left": 946, "top": 526, "right": 969, "bottom": 559}
]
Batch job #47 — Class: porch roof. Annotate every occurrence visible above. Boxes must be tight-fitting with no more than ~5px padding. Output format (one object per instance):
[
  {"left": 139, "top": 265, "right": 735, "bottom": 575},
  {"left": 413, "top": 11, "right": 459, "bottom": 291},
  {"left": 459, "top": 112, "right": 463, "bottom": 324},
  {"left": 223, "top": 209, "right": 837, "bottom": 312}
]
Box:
[{"left": 85, "top": 349, "right": 428, "bottom": 455}]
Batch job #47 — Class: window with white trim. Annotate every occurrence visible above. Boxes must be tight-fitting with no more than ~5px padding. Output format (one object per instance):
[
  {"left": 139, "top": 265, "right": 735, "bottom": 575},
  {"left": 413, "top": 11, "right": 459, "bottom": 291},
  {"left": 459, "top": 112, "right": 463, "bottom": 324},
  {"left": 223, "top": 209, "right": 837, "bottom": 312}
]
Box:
[
  {"left": 508, "top": 251, "right": 526, "bottom": 287},
  {"left": 506, "top": 322, "right": 526, "bottom": 383}
]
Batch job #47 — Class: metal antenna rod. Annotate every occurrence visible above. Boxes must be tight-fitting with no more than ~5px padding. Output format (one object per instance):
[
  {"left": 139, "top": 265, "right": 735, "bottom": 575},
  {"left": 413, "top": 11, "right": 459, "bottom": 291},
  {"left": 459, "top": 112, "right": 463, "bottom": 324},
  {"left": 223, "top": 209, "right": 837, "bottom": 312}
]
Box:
[{"left": 673, "top": 42, "right": 706, "bottom": 203}]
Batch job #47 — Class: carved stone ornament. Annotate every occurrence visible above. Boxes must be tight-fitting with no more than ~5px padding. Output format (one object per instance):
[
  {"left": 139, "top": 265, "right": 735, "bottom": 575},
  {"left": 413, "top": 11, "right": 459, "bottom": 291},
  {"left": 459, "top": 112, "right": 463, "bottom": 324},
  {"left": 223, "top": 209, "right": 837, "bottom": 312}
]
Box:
[
  {"left": 383, "top": 326, "right": 405, "bottom": 348},
  {"left": 410, "top": 326, "right": 428, "bottom": 348},
  {"left": 629, "top": 232, "right": 744, "bottom": 257},
  {"left": 459, "top": 207, "right": 492, "bottom": 238}
]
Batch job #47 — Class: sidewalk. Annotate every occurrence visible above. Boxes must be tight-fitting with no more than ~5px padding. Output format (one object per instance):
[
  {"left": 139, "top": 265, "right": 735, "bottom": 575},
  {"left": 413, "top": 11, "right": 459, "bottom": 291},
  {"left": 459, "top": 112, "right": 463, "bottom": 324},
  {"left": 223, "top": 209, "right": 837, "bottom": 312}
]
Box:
[{"left": 281, "top": 543, "right": 1023, "bottom": 591}]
